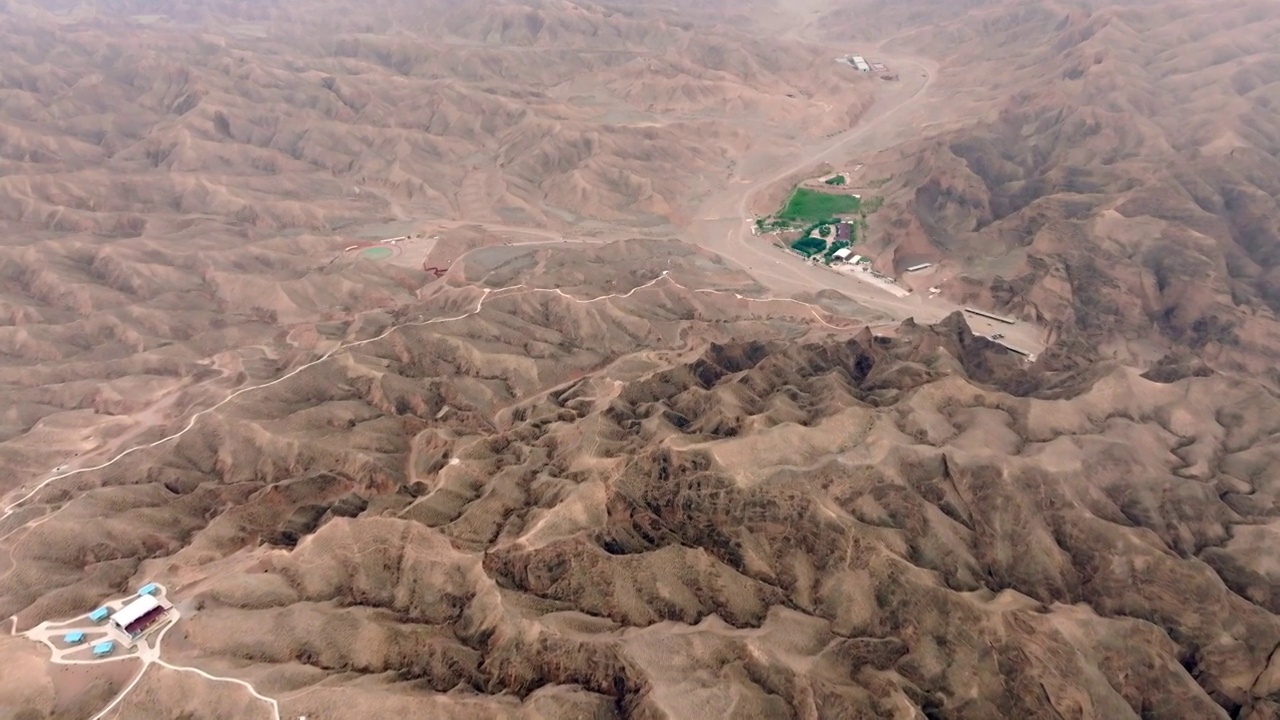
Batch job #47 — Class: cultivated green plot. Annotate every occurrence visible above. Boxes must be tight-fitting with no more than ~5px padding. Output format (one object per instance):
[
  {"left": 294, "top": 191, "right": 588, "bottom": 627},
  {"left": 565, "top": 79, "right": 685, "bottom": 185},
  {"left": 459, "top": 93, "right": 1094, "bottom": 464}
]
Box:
[{"left": 777, "top": 188, "right": 862, "bottom": 224}]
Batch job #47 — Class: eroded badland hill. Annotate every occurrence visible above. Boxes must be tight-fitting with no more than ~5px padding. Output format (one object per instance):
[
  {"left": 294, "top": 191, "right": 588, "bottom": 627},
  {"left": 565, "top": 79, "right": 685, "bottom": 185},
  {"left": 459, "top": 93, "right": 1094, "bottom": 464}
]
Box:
[{"left": 4, "top": 1, "right": 1280, "bottom": 719}]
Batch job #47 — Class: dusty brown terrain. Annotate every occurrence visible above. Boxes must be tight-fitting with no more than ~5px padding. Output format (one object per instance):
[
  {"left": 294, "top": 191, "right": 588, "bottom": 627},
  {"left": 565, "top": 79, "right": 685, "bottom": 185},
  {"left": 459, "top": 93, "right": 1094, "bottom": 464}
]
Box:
[
  {"left": 812, "top": 0, "right": 1280, "bottom": 373},
  {"left": 0, "top": 0, "right": 875, "bottom": 489},
  {"left": 4, "top": 0, "right": 1280, "bottom": 719}
]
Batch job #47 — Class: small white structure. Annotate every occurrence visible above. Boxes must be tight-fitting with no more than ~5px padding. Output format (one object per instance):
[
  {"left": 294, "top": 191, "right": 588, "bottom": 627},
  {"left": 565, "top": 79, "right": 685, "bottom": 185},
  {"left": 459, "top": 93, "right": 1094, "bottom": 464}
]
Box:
[
  {"left": 905, "top": 263, "right": 933, "bottom": 273},
  {"left": 850, "top": 56, "right": 871, "bottom": 72},
  {"left": 833, "top": 248, "right": 853, "bottom": 261},
  {"left": 850, "top": 254, "right": 864, "bottom": 265}
]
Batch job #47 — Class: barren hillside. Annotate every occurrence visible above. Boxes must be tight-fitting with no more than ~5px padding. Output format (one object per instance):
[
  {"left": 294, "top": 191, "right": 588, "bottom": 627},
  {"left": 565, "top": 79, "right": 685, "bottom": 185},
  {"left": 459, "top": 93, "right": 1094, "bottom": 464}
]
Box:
[
  {"left": 8, "top": 238, "right": 1280, "bottom": 718},
  {"left": 0, "top": 0, "right": 873, "bottom": 484},
  {"left": 5, "top": 0, "right": 1280, "bottom": 719},
  {"left": 816, "top": 0, "right": 1280, "bottom": 373}
]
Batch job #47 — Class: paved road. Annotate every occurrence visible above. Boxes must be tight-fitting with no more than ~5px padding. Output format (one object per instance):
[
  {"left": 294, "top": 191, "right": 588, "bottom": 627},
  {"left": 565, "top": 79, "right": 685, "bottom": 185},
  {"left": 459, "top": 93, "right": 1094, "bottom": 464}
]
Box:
[{"left": 682, "top": 55, "right": 1047, "bottom": 356}]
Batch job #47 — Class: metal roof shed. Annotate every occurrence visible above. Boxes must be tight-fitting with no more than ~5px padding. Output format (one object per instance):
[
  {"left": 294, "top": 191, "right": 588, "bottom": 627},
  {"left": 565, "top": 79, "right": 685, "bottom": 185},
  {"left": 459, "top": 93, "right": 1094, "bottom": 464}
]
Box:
[
  {"left": 110, "top": 594, "right": 161, "bottom": 631},
  {"left": 92, "top": 641, "right": 115, "bottom": 657},
  {"left": 88, "top": 607, "right": 110, "bottom": 623},
  {"left": 64, "top": 631, "right": 85, "bottom": 644},
  {"left": 138, "top": 583, "right": 158, "bottom": 596}
]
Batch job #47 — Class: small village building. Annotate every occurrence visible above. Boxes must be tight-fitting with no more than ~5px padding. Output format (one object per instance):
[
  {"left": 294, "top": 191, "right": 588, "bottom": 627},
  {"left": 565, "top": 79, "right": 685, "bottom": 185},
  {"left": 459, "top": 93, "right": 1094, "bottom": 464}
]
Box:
[
  {"left": 850, "top": 254, "right": 864, "bottom": 265},
  {"left": 138, "top": 583, "right": 158, "bottom": 596},
  {"left": 92, "top": 641, "right": 115, "bottom": 657},
  {"left": 64, "top": 631, "right": 85, "bottom": 645},
  {"left": 88, "top": 607, "right": 110, "bottom": 623},
  {"left": 833, "top": 248, "right": 853, "bottom": 261}
]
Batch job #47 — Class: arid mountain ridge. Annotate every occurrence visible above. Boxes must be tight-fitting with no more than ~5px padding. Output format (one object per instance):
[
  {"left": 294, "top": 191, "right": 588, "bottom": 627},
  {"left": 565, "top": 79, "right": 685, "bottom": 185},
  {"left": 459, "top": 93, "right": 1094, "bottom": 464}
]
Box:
[
  {"left": 0, "top": 0, "right": 866, "bottom": 227},
  {"left": 0, "top": 0, "right": 872, "bottom": 480},
  {"left": 7, "top": 238, "right": 1280, "bottom": 717},
  {"left": 821, "top": 0, "right": 1280, "bottom": 372},
  {"left": 4, "top": 0, "right": 1280, "bottom": 718}
]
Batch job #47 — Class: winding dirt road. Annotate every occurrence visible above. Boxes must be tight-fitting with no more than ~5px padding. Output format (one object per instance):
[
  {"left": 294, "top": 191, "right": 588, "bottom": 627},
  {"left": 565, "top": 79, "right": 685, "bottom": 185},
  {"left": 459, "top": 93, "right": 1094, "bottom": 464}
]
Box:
[
  {"left": 0, "top": 40, "right": 1048, "bottom": 720},
  {"left": 0, "top": 50, "right": 1041, "bottom": 547},
  {"left": 685, "top": 54, "right": 1047, "bottom": 355},
  {"left": 11, "top": 583, "right": 281, "bottom": 720}
]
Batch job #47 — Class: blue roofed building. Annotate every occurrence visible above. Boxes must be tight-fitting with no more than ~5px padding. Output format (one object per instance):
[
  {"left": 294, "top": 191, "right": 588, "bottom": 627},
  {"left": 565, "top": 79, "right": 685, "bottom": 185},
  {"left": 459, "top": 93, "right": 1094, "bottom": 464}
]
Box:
[
  {"left": 64, "top": 631, "right": 85, "bottom": 645},
  {"left": 92, "top": 641, "right": 114, "bottom": 657},
  {"left": 138, "top": 583, "right": 158, "bottom": 596},
  {"left": 88, "top": 607, "right": 110, "bottom": 623}
]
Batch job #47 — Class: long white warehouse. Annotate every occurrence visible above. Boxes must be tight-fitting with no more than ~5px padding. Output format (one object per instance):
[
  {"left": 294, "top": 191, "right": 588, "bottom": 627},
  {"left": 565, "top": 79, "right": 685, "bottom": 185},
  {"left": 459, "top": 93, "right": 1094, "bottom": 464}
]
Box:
[{"left": 109, "top": 594, "right": 167, "bottom": 639}]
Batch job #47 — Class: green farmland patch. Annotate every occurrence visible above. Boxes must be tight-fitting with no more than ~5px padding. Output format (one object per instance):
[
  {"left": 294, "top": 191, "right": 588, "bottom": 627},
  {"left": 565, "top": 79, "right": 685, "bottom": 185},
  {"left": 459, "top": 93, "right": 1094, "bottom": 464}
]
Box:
[{"left": 777, "top": 188, "right": 862, "bottom": 225}]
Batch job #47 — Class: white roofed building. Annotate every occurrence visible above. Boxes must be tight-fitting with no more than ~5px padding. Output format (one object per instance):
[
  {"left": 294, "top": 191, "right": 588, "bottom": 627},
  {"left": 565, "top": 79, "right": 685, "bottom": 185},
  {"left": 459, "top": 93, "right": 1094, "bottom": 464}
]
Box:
[{"left": 109, "top": 594, "right": 168, "bottom": 640}]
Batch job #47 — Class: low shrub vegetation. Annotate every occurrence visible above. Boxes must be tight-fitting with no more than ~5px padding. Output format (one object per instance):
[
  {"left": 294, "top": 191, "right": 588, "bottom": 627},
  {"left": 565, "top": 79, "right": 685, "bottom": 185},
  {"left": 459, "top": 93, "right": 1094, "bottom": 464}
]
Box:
[{"left": 790, "top": 235, "right": 828, "bottom": 256}]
